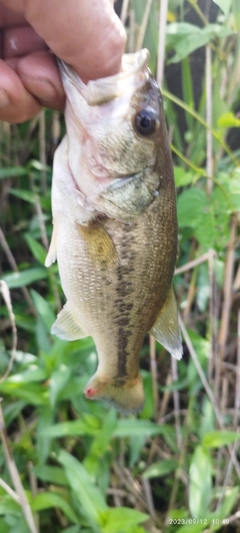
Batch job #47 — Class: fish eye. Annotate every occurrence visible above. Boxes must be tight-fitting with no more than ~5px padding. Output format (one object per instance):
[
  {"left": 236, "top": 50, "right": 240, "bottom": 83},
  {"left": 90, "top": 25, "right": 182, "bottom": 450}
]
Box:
[{"left": 134, "top": 108, "right": 158, "bottom": 136}]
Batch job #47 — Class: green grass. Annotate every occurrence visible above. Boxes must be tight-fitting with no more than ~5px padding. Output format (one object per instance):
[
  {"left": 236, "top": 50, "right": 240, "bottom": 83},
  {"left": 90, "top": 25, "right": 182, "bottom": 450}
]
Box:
[{"left": 0, "top": 1, "right": 240, "bottom": 531}]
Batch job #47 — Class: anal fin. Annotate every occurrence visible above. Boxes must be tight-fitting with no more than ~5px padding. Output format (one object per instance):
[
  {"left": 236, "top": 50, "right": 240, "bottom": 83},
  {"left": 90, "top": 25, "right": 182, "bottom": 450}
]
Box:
[
  {"left": 51, "top": 302, "right": 87, "bottom": 341},
  {"left": 149, "top": 287, "right": 182, "bottom": 360}
]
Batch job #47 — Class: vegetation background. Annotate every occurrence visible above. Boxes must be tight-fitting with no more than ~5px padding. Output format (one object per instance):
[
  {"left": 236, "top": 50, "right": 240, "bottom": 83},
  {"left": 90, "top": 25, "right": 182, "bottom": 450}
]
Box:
[{"left": 0, "top": 0, "right": 240, "bottom": 531}]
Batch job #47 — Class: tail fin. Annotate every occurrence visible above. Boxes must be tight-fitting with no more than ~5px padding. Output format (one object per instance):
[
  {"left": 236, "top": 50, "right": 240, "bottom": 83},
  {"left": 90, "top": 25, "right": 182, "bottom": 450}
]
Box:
[{"left": 84, "top": 372, "right": 144, "bottom": 414}]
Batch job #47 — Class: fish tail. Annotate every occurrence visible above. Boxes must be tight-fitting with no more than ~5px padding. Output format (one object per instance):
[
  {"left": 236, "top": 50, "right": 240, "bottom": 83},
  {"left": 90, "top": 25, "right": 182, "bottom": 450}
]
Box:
[{"left": 84, "top": 372, "right": 144, "bottom": 414}]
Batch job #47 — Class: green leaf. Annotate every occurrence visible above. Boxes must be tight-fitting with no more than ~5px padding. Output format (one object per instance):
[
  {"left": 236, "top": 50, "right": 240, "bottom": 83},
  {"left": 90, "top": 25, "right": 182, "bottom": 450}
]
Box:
[
  {"left": 233, "top": 0, "right": 240, "bottom": 29},
  {"left": 181, "top": 57, "right": 194, "bottom": 131},
  {"left": 113, "top": 419, "right": 168, "bottom": 438},
  {"left": 196, "top": 263, "right": 210, "bottom": 312},
  {"left": 3, "top": 268, "right": 47, "bottom": 288},
  {"left": 189, "top": 445, "right": 212, "bottom": 518},
  {"left": 186, "top": 330, "right": 210, "bottom": 392},
  {"left": 33, "top": 465, "right": 68, "bottom": 486},
  {"left": 58, "top": 450, "right": 107, "bottom": 528},
  {"left": 8, "top": 188, "right": 35, "bottom": 203},
  {"left": 88, "top": 409, "right": 117, "bottom": 458},
  {"left": 60, "top": 527, "right": 81, "bottom": 533},
  {"left": 177, "top": 188, "right": 207, "bottom": 228},
  {"left": 95, "top": 456, "right": 110, "bottom": 494},
  {"left": 24, "top": 234, "right": 47, "bottom": 264},
  {"left": 14, "top": 316, "right": 36, "bottom": 333},
  {"left": 60, "top": 527, "right": 80, "bottom": 533},
  {"left": 214, "top": 487, "right": 239, "bottom": 520},
  {"left": 49, "top": 365, "right": 72, "bottom": 408},
  {"left": 204, "top": 488, "right": 239, "bottom": 531},
  {"left": 143, "top": 459, "right": 178, "bottom": 479},
  {"left": 84, "top": 410, "right": 116, "bottom": 477},
  {"left": 0, "top": 166, "right": 27, "bottom": 179},
  {"left": 32, "top": 492, "right": 78, "bottom": 523},
  {"left": 177, "top": 186, "right": 229, "bottom": 250},
  {"left": 174, "top": 167, "right": 195, "bottom": 187},
  {"left": 203, "top": 430, "right": 240, "bottom": 448},
  {"left": 4, "top": 366, "right": 46, "bottom": 383},
  {"left": 212, "top": 0, "right": 232, "bottom": 16},
  {"left": 3, "top": 400, "right": 27, "bottom": 426},
  {"left": 167, "top": 23, "right": 233, "bottom": 63},
  {"left": 0, "top": 519, "right": 11, "bottom": 533},
  {"left": 212, "top": 74, "right": 228, "bottom": 133},
  {"left": 3, "top": 517, "right": 31, "bottom": 533},
  {"left": 129, "top": 434, "right": 146, "bottom": 468},
  {"left": 228, "top": 169, "right": 240, "bottom": 194},
  {"left": 100, "top": 507, "right": 148, "bottom": 533},
  {"left": 36, "top": 405, "right": 55, "bottom": 464},
  {"left": 217, "top": 111, "right": 240, "bottom": 128},
  {"left": 40, "top": 418, "right": 99, "bottom": 438},
  {"left": 31, "top": 290, "right": 55, "bottom": 330},
  {"left": 199, "top": 399, "right": 215, "bottom": 440},
  {"left": 0, "top": 381, "right": 47, "bottom": 404},
  {"left": 29, "top": 159, "right": 51, "bottom": 172},
  {"left": 0, "top": 494, "right": 21, "bottom": 515},
  {"left": 129, "top": 0, "right": 158, "bottom": 72}
]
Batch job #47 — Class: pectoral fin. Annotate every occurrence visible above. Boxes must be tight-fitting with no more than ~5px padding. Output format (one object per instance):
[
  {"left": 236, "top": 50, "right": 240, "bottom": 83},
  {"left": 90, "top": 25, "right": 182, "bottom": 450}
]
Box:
[
  {"left": 149, "top": 288, "right": 182, "bottom": 360},
  {"left": 78, "top": 222, "right": 117, "bottom": 270},
  {"left": 51, "top": 302, "right": 87, "bottom": 341},
  {"left": 45, "top": 223, "right": 58, "bottom": 267}
]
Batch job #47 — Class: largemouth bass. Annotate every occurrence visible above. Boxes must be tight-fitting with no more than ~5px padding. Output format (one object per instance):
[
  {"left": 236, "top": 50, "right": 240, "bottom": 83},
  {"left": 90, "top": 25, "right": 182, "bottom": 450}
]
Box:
[{"left": 45, "top": 49, "right": 182, "bottom": 413}]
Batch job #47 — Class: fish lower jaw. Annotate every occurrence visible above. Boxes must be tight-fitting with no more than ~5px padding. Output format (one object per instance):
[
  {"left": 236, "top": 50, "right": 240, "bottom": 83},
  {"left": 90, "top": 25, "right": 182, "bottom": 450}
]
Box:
[{"left": 84, "top": 372, "right": 144, "bottom": 414}]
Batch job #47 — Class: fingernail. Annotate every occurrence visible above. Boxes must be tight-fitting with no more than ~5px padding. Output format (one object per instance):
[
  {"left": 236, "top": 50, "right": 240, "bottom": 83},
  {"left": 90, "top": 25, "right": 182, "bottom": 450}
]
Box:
[{"left": 0, "top": 89, "right": 10, "bottom": 108}]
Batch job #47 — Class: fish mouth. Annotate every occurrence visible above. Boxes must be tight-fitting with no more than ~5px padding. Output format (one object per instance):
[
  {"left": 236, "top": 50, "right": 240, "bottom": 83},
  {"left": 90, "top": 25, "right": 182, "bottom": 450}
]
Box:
[{"left": 59, "top": 49, "right": 150, "bottom": 106}]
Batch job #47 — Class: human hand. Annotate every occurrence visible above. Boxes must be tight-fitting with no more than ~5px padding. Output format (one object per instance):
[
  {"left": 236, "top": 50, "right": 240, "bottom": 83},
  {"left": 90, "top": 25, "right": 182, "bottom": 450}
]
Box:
[{"left": 0, "top": 0, "right": 126, "bottom": 123}]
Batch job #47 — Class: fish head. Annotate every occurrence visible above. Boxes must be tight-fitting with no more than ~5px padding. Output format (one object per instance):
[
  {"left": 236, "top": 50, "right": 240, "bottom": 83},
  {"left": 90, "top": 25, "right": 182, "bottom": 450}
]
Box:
[{"left": 59, "top": 49, "right": 170, "bottom": 220}]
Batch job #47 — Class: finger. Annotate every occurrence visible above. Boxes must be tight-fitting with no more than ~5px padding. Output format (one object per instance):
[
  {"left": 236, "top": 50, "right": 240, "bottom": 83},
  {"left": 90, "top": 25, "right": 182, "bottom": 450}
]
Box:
[
  {"left": 0, "top": 4, "right": 25, "bottom": 27},
  {"left": 2, "top": 25, "right": 46, "bottom": 58},
  {"left": 0, "top": 59, "right": 41, "bottom": 122},
  {"left": 1, "top": 0, "right": 126, "bottom": 81},
  {"left": 16, "top": 51, "right": 65, "bottom": 111}
]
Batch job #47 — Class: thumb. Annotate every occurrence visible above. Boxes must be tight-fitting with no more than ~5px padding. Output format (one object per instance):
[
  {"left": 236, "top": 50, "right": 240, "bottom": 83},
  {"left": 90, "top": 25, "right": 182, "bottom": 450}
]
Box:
[{"left": 1, "top": 0, "right": 126, "bottom": 82}]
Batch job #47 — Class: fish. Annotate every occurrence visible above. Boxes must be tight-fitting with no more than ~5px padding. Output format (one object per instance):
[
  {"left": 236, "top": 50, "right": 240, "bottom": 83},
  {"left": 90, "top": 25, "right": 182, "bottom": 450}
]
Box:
[{"left": 45, "top": 48, "right": 182, "bottom": 414}]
